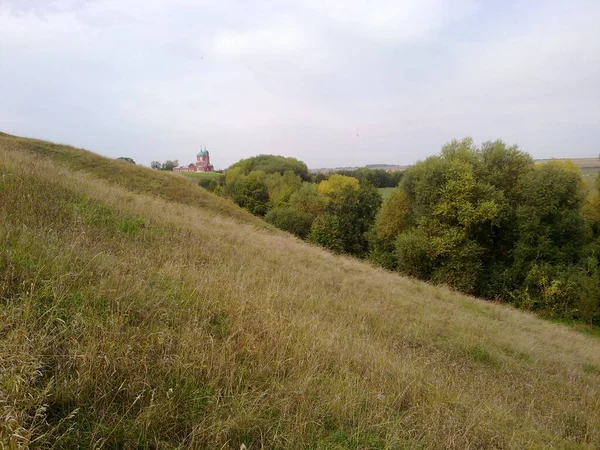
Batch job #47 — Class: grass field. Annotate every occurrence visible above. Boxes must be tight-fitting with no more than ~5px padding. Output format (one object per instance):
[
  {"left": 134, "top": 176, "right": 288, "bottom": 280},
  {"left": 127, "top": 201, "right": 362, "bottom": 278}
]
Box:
[
  {"left": 180, "top": 171, "right": 225, "bottom": 180},
  {"left": 581, "top": 167, "right": 600, "bottom": 192},
  {"left": 378, "top": 187, "right": 396, "bottom": 200},
  {"left": 2, "top": 133, "right": 600, "bottom": 448}
]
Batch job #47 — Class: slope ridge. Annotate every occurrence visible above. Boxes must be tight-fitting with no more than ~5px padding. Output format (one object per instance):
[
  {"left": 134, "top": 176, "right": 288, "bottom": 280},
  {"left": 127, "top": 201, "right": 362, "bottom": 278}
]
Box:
[
  {"left": 0, "top": 133, "right": 265, "bottom": 226},
  {"left": 1, "top": 136, "right": 599, "bottom": 449}
]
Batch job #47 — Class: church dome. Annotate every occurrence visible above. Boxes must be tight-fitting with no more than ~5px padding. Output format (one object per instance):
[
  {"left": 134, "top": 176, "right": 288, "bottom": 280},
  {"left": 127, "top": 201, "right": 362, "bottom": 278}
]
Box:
[{"left": 197, "top": 149, "right": 209, "bottom": 156}]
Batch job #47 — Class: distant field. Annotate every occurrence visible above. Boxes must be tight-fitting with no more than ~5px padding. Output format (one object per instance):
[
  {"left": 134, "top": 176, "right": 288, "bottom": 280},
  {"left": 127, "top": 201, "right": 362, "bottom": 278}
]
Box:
[
  {"left": 378, "top": 187, "right": 396, "bottom": 200},
  {"left": 579, "top": 167, "right": 599, "bottom": 192}
]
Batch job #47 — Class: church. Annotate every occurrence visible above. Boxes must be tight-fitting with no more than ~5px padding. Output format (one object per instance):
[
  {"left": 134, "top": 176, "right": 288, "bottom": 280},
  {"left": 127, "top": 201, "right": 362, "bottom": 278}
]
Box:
[{"left": 173, "top": 147, "right": 214, "bottom": 173}]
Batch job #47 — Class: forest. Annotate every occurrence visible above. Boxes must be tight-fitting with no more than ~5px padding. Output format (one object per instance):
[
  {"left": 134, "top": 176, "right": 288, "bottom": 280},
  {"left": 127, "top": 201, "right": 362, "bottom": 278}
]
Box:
[{"left": 199, "top": 139, "right": 600, "bottom": 325}]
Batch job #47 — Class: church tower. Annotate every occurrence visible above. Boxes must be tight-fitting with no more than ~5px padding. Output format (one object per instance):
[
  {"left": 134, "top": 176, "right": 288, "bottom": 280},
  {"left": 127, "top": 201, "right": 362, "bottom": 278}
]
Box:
[{"left": 195, "top": 146, "right": 214, "bottom": 172}]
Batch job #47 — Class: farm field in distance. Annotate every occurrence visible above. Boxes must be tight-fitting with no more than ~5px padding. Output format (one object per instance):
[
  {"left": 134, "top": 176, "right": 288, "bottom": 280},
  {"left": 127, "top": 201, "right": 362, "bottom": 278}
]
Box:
[{"left": 378, "top": 187, "right": 396, "bottom": 199}]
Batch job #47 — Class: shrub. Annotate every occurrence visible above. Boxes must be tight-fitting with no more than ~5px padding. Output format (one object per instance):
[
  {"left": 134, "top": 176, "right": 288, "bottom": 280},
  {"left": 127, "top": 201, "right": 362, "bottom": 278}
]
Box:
[
  {"left": 308, "top": 214, "right": 344, "bottom": 253},
  {"left": 265, "top": 207, "right": 313, "bottom": 239}
]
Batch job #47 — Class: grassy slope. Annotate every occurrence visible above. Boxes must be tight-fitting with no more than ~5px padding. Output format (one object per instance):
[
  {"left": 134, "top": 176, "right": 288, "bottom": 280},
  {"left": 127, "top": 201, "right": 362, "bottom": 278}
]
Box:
[
  {"left": 1, "top": 135, "right": 600, "bottom": 449},
  {"left": 0, "top": 133, "right": 264, "bottom": 227}
]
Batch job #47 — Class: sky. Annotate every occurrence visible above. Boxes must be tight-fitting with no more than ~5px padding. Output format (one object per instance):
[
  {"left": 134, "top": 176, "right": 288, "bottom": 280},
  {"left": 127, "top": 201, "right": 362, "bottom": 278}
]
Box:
[{"left": 1, "top": 0, "right": 599, "bottom": 169}]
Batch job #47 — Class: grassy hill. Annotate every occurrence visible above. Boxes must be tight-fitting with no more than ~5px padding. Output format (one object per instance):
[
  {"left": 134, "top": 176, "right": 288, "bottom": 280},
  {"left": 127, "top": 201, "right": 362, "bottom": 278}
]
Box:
[{"left": 1, "top": 133, "right": 600, "bottom": 449}]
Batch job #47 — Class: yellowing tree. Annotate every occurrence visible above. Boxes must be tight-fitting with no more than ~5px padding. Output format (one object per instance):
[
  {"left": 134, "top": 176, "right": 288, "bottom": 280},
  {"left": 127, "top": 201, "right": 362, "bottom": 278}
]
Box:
[
  {"left": 376, "top": 189, "right": 410, "bottom": 242},
  {"left": 317, "top": 174, "right": 359, "bottom": 196}
]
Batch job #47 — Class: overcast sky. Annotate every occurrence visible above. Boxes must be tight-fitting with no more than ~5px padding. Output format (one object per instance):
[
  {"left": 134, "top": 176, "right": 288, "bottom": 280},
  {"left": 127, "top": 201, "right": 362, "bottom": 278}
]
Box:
[{"left": 1, "top": 0, "right": 599, "bottom": 169}]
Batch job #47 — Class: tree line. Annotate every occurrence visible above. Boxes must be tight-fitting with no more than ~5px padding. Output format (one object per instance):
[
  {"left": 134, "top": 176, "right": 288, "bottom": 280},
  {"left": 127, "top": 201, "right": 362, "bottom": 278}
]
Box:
[{"left": 197, "top": 142, "right": 600, "bottom": 325}]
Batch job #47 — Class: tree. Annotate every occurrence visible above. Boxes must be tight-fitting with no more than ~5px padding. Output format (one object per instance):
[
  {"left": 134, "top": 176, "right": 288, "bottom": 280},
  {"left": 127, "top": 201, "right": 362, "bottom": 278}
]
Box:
[
  {"left": 393, "top": 139, "right": 502, "bottom": 293},
  {"left": 198, "top": 175, "right": 225, "bottom": 193},
  {"left": 328, "top": 168, "right": 403, "bottom": 188},
  {"left": 375, "top": 189, "right": 410, "bottom": 242},
  {"left": 308, "top": 214, "right": 344, "bottom": 253},
  {"left": 513, "top": 160, "right": 587, "bottom": 268},
  {"left": 224, "top": 170, "right": 270, "bottom": 216},
  {"left": 288, "top": 183, "right": 329, "bottom": 218},
  {"left": 317, "top": 174, "right": 359, "bottom": 196},
  {"left": 228, "top": 155, "right": 310, "bottom": 180},
  {"left": 314, "top": 183, "right": 381, "bottom": 257},
  {"left": 265, "top": 207, "right": 313, "bottom": 239},
  {"left": 117, "top": 157, "right": 136, "bottom": 164},
  {"left": 162, "top": 160, "right": 178, "bottom": 171},
  {"left": 266, "top": 170, "right": 303, "bottom": 207},
  {"left": 150, "top": 161, "right": 161, "bottom": 170}
]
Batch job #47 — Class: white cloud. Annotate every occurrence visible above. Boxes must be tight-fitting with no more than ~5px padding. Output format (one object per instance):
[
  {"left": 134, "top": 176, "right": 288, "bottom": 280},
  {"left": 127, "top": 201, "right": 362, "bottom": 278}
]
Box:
[
  {"left": 302, "top": 0, "right": 480, "bottom": 42},
  {"left": 0, "top": 0, "right": 598, "bottom": 167},
  {"left": 213, "top": 20, "right": 311, "bottom": 56}
]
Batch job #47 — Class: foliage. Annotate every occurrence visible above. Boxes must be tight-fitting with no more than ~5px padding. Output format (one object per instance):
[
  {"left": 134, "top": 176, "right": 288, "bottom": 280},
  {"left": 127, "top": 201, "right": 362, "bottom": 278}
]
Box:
[
  {"left": 288, "top": 183, "right": 329, "bottom": 218},
  {"left": 317, "top": 183, "right": 382, "bottom": 257},
  {"left": 265, "top": 170, "right": 303, "bottom": 207},
  {"left": 374, "top": 138, "right": 599, "bottom": 320},
  {"left": 308, "top": 214, "right": 344, "bottom": 253},
  {"left": 197, "top": 173, "right": 226, "bottom": 192},
  {"left": 224, "top": 169, "right": 270, "bottom": 216},
  {"left": 366, "top": 230, "right": 397, "bottom": 270},
  {"left": 317, "top": 174, "right": 359, "bottom": 196},
  {"left": 265, "top": 206, "right": 313, "bottom": 239},
  {"left": 376, "top": 189, "right": 410, "bottom": 242},
  {"left": 228, "top": 154, "right": 310, "bottom": 180},
  {"left": 328, "top": 168, "right": 403, "bottom": 188},
  {"left": 117, "top": 156, "right": 136, "bottom": 164},
  {"left": 512, "top": 160, "right": 587, "bottom": 268},
  {"left": 150, "top": 160, "right": 179, "bottom": 171},
  {"left": 395, "top": 139, "right": 504, "bottom": 293}
]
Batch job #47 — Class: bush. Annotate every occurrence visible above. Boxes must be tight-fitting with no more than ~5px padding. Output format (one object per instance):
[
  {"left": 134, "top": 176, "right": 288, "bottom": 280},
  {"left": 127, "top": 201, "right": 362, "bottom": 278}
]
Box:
[
  {"left": 265, "top": 207, "right": 313, "bottom": 239},
  {"left": 198, "top": 175, "right": 225, "bottom": 192},
  {"left": 308, "top": 214, "right": 344, "bottom": 253}
]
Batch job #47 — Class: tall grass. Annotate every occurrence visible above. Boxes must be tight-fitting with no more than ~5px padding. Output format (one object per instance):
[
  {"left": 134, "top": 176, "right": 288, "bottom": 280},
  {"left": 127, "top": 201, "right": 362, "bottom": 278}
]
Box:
[{"left": 1, "top": 134, "right": 600, "bottom": 448}]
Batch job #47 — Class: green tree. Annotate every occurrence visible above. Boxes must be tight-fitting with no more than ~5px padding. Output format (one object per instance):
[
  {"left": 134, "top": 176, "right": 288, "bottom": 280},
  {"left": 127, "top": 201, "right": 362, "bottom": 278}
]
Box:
[
  {"left": 228, "top": 155, "right": 310, "bottom": 180},
  {"left": 198, "top": 175, "right": 225, "bottom": 193},
  {"left": 162, "top": 160, "right": 179, "bottom": 171},
  {"left": 513, "top": 160, "right": 587, "bottom": 268},
  {"left": 266, "top": 170, "right": 303, "bottom": 207},
  {"left": 224, "top": 170, "right": 270, "bottom": 216},
  {"left": 395, "top": 139, "right": 502, "bottom": 293},
  {"left": 265, "top": 207, "right": 313, "bottom": 239},
  {"left": 288, "top": 183, "right": 329, "bottom": 218},
  {"left": 308, "top": 214, "right": 344, "bottom": 253},
  {"left": 315, "top": 183, "right": 381, "bottom": 257}
]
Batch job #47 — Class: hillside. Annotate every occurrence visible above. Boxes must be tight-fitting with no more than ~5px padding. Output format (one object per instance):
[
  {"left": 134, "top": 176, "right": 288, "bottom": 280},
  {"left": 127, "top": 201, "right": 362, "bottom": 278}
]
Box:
[{"left": 1, "top": 133, "right": 600, "bottom": 449}]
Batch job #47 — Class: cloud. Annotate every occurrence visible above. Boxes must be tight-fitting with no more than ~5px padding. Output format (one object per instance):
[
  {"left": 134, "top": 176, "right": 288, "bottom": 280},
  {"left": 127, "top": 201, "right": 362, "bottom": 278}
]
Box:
[
  {"left": 302, "top": 0, "right": 480, "bottom": 42},
  {"left": 0, "top": 0, "right": 598, "bottom": 168},
  {"left": 213, "top": 20, "right": 311, "bottom": 56}
]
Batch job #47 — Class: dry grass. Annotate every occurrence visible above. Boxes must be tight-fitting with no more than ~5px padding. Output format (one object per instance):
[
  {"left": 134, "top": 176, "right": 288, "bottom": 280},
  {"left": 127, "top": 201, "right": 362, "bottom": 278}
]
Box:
[
  {"left": 0, "top": 133, "right": 264, "bottom": 227},
  {"left": 1, "top": 134, "right": 600, "bottom": 449}
]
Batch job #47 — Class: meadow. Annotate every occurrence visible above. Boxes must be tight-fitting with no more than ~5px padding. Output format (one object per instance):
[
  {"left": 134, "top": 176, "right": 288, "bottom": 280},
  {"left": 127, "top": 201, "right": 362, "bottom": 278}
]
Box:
[{"left": 1, "top": 132, "right": 600, "bottom": 449}]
